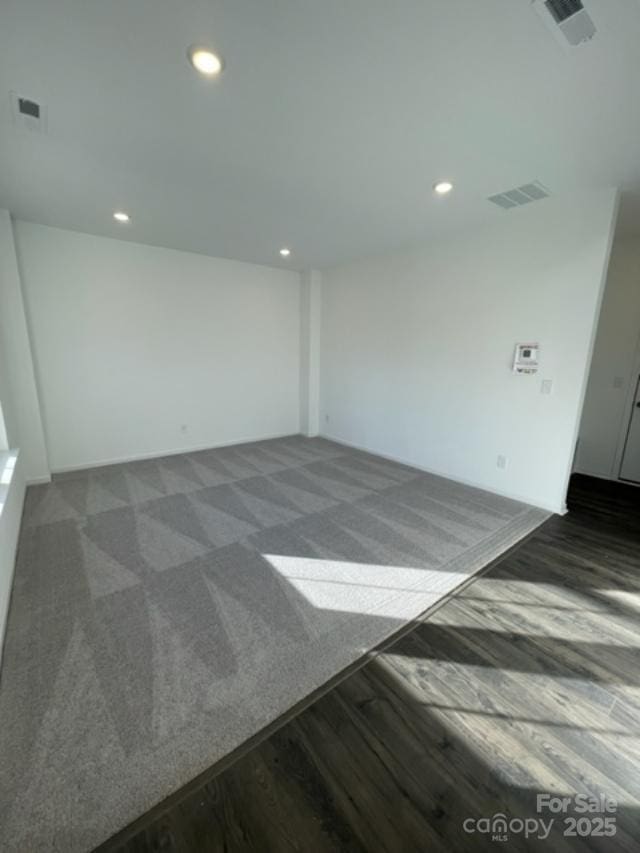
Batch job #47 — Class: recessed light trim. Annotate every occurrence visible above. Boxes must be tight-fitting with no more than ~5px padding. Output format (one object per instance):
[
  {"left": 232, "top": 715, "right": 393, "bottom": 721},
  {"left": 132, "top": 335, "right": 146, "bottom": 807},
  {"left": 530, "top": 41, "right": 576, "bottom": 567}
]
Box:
[
  {"left": 113, "top": 211, "right": 130, "bottom": 223},
  {"left": 188, "top": 46, "right": 224, "bottom": 76},
  {"left": 433, "top": 181, "right": 454, "bottom": 195},
  {"left": 279, "top": 248, "right": 291, "bottom": 257}
]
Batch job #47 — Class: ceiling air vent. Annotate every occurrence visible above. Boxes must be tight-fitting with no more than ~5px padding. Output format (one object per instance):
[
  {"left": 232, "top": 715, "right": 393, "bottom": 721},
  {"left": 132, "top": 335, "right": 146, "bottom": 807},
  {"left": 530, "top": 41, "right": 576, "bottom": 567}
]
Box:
[
  {"left": 18, "top": 97, "right": 40, "bottom": 119},
  {"left": 9, "top": 92, "right": 47, "bottom": 132},
  {"left": 532, "top": 0, "right": 596, "bottom": 46},
  {"left": 545, "top": 0, "right": 584, "bottom": 24},
  {"left": 488, "top": 182, "right": 550, "bottom": 210}
]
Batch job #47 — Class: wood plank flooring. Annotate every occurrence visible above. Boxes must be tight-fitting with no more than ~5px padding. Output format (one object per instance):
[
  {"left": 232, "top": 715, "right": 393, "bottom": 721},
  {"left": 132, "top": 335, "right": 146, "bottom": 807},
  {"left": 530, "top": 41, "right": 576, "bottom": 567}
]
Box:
[{"left": 100, "top": 474, "right": 640, "bottom": 852}]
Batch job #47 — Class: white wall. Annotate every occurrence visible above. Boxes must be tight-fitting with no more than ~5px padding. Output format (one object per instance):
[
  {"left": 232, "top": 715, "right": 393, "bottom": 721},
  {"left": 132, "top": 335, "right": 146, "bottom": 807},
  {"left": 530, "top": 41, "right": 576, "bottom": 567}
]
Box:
[
  {"left": 0, "top": 212, "right": 50, "bottom": 482},
  {"left": 14, "top": 223, "right": 302, "bottom": 471},
  {"left": 575, "top": 238, "right": 640, "bottom": 479},
  {"left": 320, "top": 190, "right": 619, "bottom": 513},
  {"left": 0, "top": 212, "right": 48, "bottom": 658},
  {"left": 0, "top": 451, "right": 25, "bottom": 663}
]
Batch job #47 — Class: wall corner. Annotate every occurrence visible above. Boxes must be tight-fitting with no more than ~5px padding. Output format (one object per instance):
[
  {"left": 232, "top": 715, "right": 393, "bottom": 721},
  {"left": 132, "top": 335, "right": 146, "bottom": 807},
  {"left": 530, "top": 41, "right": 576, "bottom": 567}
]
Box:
[{"left": 299, "top": 269, "right": 322, "bottom": 437}]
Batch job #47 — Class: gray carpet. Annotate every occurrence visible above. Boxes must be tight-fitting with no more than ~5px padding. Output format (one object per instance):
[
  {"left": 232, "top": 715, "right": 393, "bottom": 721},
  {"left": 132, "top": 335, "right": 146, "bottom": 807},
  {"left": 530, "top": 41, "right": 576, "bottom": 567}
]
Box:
[{"left": 0, "top": 436, "right": 548, "bottom": 851}]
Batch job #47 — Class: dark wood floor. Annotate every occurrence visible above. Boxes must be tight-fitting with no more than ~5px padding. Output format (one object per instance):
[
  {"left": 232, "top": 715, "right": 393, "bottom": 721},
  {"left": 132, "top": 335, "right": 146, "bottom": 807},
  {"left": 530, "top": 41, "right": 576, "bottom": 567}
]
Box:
[{"left": 100, "top": 475, "right": 640, "bottom": 852}]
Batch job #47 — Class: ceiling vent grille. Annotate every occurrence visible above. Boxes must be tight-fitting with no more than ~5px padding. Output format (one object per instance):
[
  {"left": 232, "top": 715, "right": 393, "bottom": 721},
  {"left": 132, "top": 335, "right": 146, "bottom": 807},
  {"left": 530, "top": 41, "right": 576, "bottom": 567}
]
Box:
[
  {"left": 533, "top": 0, "right": 596, "bottom": 46},
  {"left": 9, "top": 92, "right": 47, "bottom": 133},
  {"left": 18, "top": 97, "right": 40, "bottom": 119},
  {"left": 488, "top": 182, "right": 550, "bottom": 210},
  {"left": 545, "top": 0, "right": 584, "bottom": 24}
]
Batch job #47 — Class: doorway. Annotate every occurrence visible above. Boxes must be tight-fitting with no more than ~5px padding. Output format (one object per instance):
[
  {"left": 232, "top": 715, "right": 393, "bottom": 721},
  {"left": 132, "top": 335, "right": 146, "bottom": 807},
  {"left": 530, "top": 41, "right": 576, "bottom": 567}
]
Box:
[{"left": 620, "top": 374, "right": 640, "bottom": 483}]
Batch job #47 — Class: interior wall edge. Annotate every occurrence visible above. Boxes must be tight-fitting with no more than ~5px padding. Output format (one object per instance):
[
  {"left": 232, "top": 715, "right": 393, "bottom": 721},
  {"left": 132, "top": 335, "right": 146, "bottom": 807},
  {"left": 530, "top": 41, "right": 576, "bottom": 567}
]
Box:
[
  {"left": 0, "top": 210, "right": 50, "bottom": 482},
  {"left": 610, "top": 325, "right": 640, "bottom": 479},
  {"left": 299, "top": 269, "right": 322, "bottom": 437},
  {"left": 0, "top": 450, "right": 26, "bottom": 666},
  {"left": 575, "top": 228, "right": 640, "bottom": 480},
  {"left": 558, "top": 188, "right": 621, "bottom": 503}
]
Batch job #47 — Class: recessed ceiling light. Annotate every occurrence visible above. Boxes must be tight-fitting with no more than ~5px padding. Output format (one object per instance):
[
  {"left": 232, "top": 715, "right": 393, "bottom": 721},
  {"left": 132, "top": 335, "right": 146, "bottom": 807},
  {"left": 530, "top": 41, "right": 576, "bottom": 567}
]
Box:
[
  {"left": 188, "top": 46, "right": 224, "bottom": 76},
  {"left": 433, "top": 181, "right": 454, "bottom": 195},
  {"left": 113, "top": 211, "right": 130, "bottom": 223},
  {"left": 280, "top": 248, "right": 291, "bottom": 257}
]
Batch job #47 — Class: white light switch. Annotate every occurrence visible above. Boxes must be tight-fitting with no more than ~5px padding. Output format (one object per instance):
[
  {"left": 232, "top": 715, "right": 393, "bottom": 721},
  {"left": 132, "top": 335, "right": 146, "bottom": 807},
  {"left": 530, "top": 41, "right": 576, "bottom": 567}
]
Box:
[{"left": 541, "top": 379, "right": 553, "bottom": 395}]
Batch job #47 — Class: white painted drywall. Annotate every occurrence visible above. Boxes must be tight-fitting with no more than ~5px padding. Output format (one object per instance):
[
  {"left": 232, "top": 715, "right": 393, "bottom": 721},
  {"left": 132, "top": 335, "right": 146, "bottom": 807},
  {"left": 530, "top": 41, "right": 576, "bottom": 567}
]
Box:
[
  {"left": 0, "top": 450, "right": 25, "bottom": 663},
  {"left": 299, "top": 270, "right": 322, "bottom": 437},
  {"left": 13, "top": 223, "right": 302, "bottom": 471},
  {"left": 575, "top": 238, "right": 640, "bottom": 479},
  {"left": 0, "top": 401, "right": 8, "bottom": 452},
  {"left": 0, "top": 212, "right": 44, "bottom": 663},
  {"left": 320, "top": 190, "right": 619, "bottom": 514},
  {"left": 0, "top": 211, "right": 50, "bottom": 482}
]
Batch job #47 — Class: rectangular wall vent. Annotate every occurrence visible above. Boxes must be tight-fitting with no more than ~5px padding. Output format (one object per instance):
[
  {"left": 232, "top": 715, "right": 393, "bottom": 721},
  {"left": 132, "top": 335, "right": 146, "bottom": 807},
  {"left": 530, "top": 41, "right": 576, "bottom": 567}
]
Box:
[
  {"left": 532, "top": 0, "right": 596, "bottom": 46},
  {"left": 488, "top": 182, "right": 550, "bottom": 210},
  {"left": 9, "top": 91, "right": 47, "bottom": 133},
  {"left": 545, "top": 0, "right": 584, "bottom": 24},
  {"left": 18, "top": 97, "right": 40, "bottom": 119}
]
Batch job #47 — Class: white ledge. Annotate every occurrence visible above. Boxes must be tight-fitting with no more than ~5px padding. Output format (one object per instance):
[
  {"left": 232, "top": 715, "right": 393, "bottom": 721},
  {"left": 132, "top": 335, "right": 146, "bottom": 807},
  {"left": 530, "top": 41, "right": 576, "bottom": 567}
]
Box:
[{"left": 0, "top": 450, "right": 19, "bottom": 518}]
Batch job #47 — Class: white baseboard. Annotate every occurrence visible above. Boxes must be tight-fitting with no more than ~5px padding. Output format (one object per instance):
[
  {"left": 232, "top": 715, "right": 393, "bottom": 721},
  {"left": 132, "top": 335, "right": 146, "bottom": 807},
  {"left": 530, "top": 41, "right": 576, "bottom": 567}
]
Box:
[
  {"left": 26, "top": 475, "right": 52, "bottom": 486},
  {"left": 50, "top": 431, "right": 301, "bottom": 476},
  {"left": 321, "top": 432, "right": 565, "bottom": 515}
]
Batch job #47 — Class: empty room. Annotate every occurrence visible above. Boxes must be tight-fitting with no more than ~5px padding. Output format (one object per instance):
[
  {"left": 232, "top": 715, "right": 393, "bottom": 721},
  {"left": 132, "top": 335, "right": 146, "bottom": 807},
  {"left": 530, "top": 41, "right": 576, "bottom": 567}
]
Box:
[{"left": 0, "top": 1, "right": 638, "bottom": 851}]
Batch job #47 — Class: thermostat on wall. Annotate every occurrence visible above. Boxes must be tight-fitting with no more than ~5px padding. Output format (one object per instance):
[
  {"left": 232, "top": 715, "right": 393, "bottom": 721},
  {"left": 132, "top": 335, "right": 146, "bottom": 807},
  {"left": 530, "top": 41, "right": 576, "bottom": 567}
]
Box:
[{"left": 513, "top": 343, "right": 539, "bottom": 374}]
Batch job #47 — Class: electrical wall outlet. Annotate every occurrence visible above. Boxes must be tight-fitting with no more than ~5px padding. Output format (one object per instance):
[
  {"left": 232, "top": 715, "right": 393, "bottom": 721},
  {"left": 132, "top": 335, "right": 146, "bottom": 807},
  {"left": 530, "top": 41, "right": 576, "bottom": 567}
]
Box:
[
  {"left": 541, "top": 379, "right": 553, "bottom": 395},
  {"left": 497, "top": 455, "right": 508, "bottom": 470},
  {"left": 180, "top": 424, "right": 188, "bottom": 434}
]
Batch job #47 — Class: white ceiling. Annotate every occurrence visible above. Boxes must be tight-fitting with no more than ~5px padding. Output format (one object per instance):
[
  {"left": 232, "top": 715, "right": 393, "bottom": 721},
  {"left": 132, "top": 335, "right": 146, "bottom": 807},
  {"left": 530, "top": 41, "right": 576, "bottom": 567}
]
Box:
[{"left": 1, "top": 0, "right": 639, "bottom": 270}]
